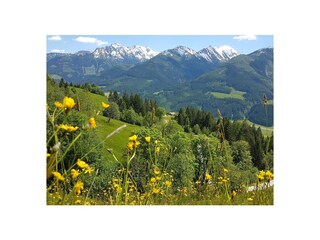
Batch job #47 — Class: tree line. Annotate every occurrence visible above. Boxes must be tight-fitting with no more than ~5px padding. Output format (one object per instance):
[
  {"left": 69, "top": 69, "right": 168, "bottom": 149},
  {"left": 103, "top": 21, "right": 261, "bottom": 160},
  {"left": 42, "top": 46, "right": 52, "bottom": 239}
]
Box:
[{"left": 176, "top": 106, "right": 273, "bottom": 170}]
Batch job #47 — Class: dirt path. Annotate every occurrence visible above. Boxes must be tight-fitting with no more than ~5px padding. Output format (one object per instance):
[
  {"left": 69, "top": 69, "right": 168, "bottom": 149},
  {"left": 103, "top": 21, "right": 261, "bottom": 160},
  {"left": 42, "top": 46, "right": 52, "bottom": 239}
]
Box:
[{"left": 106, "top": 124, "right": 127, "bottom": 139}]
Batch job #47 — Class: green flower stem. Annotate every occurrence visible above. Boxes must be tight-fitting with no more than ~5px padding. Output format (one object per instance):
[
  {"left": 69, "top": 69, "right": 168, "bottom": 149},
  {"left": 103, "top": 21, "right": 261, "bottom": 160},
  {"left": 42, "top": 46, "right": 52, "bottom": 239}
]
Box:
[
  {"left": 85, "top": 169, "right": 99, "bottom": 203},
  {"left": 124, "top": 149, "right": 136, "bottom": 205},
  {"left": 58, "top": 132, "right": 82, "bottom": 164}
]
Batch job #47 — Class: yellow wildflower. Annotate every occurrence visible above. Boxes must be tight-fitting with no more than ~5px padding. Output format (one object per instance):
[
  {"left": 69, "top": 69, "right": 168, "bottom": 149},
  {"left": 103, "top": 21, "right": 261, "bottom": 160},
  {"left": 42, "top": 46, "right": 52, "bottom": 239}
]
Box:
[
  {"left": 77, "top": 159, "right": 88, "bottom": 169},
  {"left": 150, "top": 177, "right": 156, "bottom": 183},
  {"left": 54, "top": 101, "right": 63, "bottom": 108},
  {"left": 52, "top": 171, "right": 65, "bottom": 181},
  {"left": 71, "top": 169, "right": 80, "bottom": 179},
  {"left": 74, "top": 181, "right": 84, "bottom": 195},
  {"left": 231, "top": 190, "right": 237, "bottom": 197},
  {"left": 156, "top": 176, "right": 161, "bottom": 181},
  {"left": 205, "top": 173, "right": 212, "bottom": 181},
  {"left": 75, "top": 199, "right": 81, "bottom": 204},
  {"left": 128, "top": 135, "right": 140, "bottom": 149},
  {"left": 165, "top": 180, "right": 172, "bottom": 187},
  {"left": 59, "top": 124, "right": 79, "bottom": 132},
  {"left": 145, "top": 136, "right": 151, "bottom": 143},
  {"left": 101, "top": 102, "right": 110, "bottom": 108},
  {"left": 152, "top": 188, "right": 161, "bottom": 194},
  {"left": 265, "top": 170, "right": 274, "bottom": 181},
  {"left": 127, "top": 141, "right": 134, "bottom": 151},
  {"left": 155, "top": 147, "right": 160, "bottom": 153},
  {"left": 115, "top": 185, "right": 122, "bottom": 193},
  {"left": 88, "top": 117, "right": 97, "bottom": 128},
  {"left": 84, "top": 167, "right": 94, "bottom": 174},
  {"left": 154, "top": 168, "right": 160, "bottom": 175},
  {"left": 134, "top": 140, "right": 141, "bottom": 148},
  {"left": 257, "top": 170, "right": 266, "bottom": 181},
  {"left": 63, "top": 97, "right": 76, "bottom": 109},
  {"left": 247, "top": 197, "right": 254, "bottom": 201},
  {"left": 223, "top": 168, "right": 229, "bottom": 173},
  {"left": 128, "top": 135, "right": 138, "bottom": 141},
  {"left": 154, "top": 140, "right": 159, "bottom": 145}
]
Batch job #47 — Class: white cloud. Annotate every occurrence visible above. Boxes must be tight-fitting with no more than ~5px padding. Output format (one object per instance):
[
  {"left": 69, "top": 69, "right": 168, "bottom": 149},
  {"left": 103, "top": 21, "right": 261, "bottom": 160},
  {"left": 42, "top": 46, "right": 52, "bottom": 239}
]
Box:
[
  {"left": 51, "top": 49, "right": 65, "bottom": 53},
  {"left": 74, "top": 36, "right": 108, "bottom": 46},
  {"left": 48, "top": 35, "right": 62, "bottom": 41},
  {"left": 233, "top": 35, "right": 257, "bottom": 41}
]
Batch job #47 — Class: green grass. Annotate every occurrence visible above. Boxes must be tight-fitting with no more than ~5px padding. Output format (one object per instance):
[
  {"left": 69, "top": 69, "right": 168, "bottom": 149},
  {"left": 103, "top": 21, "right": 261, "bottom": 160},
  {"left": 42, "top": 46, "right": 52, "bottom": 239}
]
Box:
[
  {"left": 95, "top": 116, "right": 142, "bottom": 160},
  {"left": 210, "top": 88, "right": 246, "bottom": 100}
]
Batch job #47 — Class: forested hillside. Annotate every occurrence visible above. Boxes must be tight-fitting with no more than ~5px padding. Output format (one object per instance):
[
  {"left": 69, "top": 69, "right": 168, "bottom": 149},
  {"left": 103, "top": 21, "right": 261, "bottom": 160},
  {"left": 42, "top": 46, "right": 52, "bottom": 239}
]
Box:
[{"left": 46, "top": 75, "right": 273, "bottom": 205}]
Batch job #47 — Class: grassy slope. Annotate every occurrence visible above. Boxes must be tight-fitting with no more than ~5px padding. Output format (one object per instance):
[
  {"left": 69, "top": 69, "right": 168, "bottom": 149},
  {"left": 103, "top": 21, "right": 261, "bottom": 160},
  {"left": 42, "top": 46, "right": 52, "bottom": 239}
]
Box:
[
  {"left": 76, "top": 90, "right": 142, "bottom": 160},
  {"left": 210, "top": 88, "right": 246, "bottom": 100},
  {"left": 95, "top": 115, "right": 141, "bottom": 160}
]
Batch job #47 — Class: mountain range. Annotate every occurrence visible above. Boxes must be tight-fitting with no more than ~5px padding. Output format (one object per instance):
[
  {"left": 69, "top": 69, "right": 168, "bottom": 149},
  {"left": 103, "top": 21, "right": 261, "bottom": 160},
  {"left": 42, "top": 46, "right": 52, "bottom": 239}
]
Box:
[{"left": 47, "top": 44, "right": 273, "bottom": 126}]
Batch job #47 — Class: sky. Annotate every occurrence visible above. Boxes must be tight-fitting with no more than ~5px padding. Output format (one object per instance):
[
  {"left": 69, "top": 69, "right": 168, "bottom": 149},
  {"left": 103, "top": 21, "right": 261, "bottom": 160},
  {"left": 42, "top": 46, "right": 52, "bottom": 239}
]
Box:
[{"left": 47, "top": 35, "right": 273, "bottom": 55}]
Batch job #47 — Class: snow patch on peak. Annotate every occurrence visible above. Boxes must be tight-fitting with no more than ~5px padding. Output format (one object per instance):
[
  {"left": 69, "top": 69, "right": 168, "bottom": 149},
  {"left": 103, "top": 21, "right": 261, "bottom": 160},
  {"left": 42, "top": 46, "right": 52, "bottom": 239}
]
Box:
[
  {"left": 92, "top": 43, "right": 158, "bottom": 62},
  {"left": 164, "top": 46, "right": 197, "bottom": 57},
  {"left": 198, "top": 45, "right": 239, "bottom": 62},
  {"left": 215, "top": 45, "right": 239, "bottom": 60}
]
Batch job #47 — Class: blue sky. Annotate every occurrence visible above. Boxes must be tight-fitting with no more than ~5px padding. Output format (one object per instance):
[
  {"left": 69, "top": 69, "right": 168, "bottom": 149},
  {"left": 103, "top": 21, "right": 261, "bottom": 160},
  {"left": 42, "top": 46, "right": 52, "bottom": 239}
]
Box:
[{"left": 47, "top": 35, "right": 273, "bottom": 55}]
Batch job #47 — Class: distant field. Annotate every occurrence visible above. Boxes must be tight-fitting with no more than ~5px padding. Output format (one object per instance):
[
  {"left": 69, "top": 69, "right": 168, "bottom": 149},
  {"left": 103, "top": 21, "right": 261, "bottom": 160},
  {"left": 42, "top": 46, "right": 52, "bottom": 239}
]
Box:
[
  {"left": 210, "top": 88, "right": 246, "bottom": 100},
  {"left": 246, "top": 120, "right": 273, "bottom": 137}
]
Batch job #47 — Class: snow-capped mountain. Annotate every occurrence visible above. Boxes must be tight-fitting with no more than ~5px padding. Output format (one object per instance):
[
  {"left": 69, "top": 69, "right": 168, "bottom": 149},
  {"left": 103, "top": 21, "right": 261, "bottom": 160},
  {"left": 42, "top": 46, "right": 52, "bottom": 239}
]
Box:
[
  {"left": 198, "top": 45, "right": 239, "bottom": 62},
  {"left": 47, "top": 43, "right": 240, "bottom": 85},
  {"left": 93, "top": 43, "right": 158, "bottom": 62},
  {"left": 163, "top": 46, "right": 197, "bottom": 57},
  {"left": 161, "top": 45, "right": 239, "bottom": 62}
]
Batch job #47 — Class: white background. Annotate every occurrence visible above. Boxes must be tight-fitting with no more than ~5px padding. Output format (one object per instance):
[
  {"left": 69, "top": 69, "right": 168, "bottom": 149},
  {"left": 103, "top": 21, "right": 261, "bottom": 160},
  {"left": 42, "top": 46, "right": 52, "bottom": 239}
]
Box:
[{"left": 0, "top": 0, "right": 319, "bottom": 239}]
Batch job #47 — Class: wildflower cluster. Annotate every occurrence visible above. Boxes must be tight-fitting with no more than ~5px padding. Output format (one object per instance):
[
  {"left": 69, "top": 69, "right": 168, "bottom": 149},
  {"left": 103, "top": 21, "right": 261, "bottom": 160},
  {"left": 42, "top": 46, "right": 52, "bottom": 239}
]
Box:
[
  {"left": 127, "top": 135, "right": 140, "bottom": 151},
  {"left": 257, "top": 170, "right": 274, "bottom": 182}
]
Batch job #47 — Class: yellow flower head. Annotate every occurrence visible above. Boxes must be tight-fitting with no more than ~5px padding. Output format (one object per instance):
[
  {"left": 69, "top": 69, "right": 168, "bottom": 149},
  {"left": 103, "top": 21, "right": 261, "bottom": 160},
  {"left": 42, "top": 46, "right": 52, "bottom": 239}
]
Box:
[
  {"left": 154, "top": 140, "right": 159, "bottom": 145},
  {"left": 231, "top": 190, "right": 237, "bottom": 197},
  {"left": 205, "top": 173, "right": 212, "bottom": 181},
  {"left": 89, "top": 117, "right": 97, "bottom": 128},
  {"left": 145, "top": 136, "right": 151, "bottom": 143},
  {"left": 84, "top": 167, "right": 94, "bottom": 174},
  {"left": 71, "top": 169, "right": 80, "bottom": 179},
  {"left": 115, "top": 185, "right": 122, "bottom": 193},
  {"left": 155, "top": 147, "right": 160, "bottom": 153},
  {"left": 150, "top": 177, "right": 156, "bottom": 183},
  {"left": 127, "top": 141, "right": 134, "bottom": 151},
  {"left": 223, "top": 168, "right": 229, "bottom": 173},
  {"left": 128, "top": 135, "right": 138, "bottom": 141},
  {"left": 257, "top": 170, "right": 266, "bottom": 181},
  {"left": 165, "top": 180, "right": 172, "bottom": 187},
  {"left": 152, "top": 188, "right": 161, "bottom": 194},
  {"left": 102, "top": 102, "right": 110, "bottom": 108},
  {"left": 63, "top": 97, "right": 76, "bottom": 109},
  {"left": 52, "top": 171, "right": 65, "bottom": 181},
  {"left": 154, "top": 168, "right": 160, "bottom": 175},
  {"left": 77, "top": 159, "right": 88, "bottom": 169},
  {"left": 247, "top": 197, "right": 254, "bottom": 201},
  {"left": 54, "top": 101, "right": 63, "bottom": 108},
  {"left": 265, "top": 170, "right": 274, "bottom": 180},
  {"left": 128, "top": 135, "right": 140, "bottom": 150},
  {"left": 74, "top": 181, "right": 84, "bottom": 195},
  {"left": 59, "top": 124, "right": 79, "bottom": 132}
]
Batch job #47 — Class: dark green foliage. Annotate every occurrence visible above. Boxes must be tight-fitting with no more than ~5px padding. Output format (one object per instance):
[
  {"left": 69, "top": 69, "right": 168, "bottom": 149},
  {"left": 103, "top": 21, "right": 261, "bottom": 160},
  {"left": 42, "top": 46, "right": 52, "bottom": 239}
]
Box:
[
  {"left": 248, "top": 103, "right": 274, "bottom": 126},
  {"left": 103, "top": 102, "right": 120, "bottom": 122},
  {"left": 176, "top": 106, "right": 216, "bottom": 133}
]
